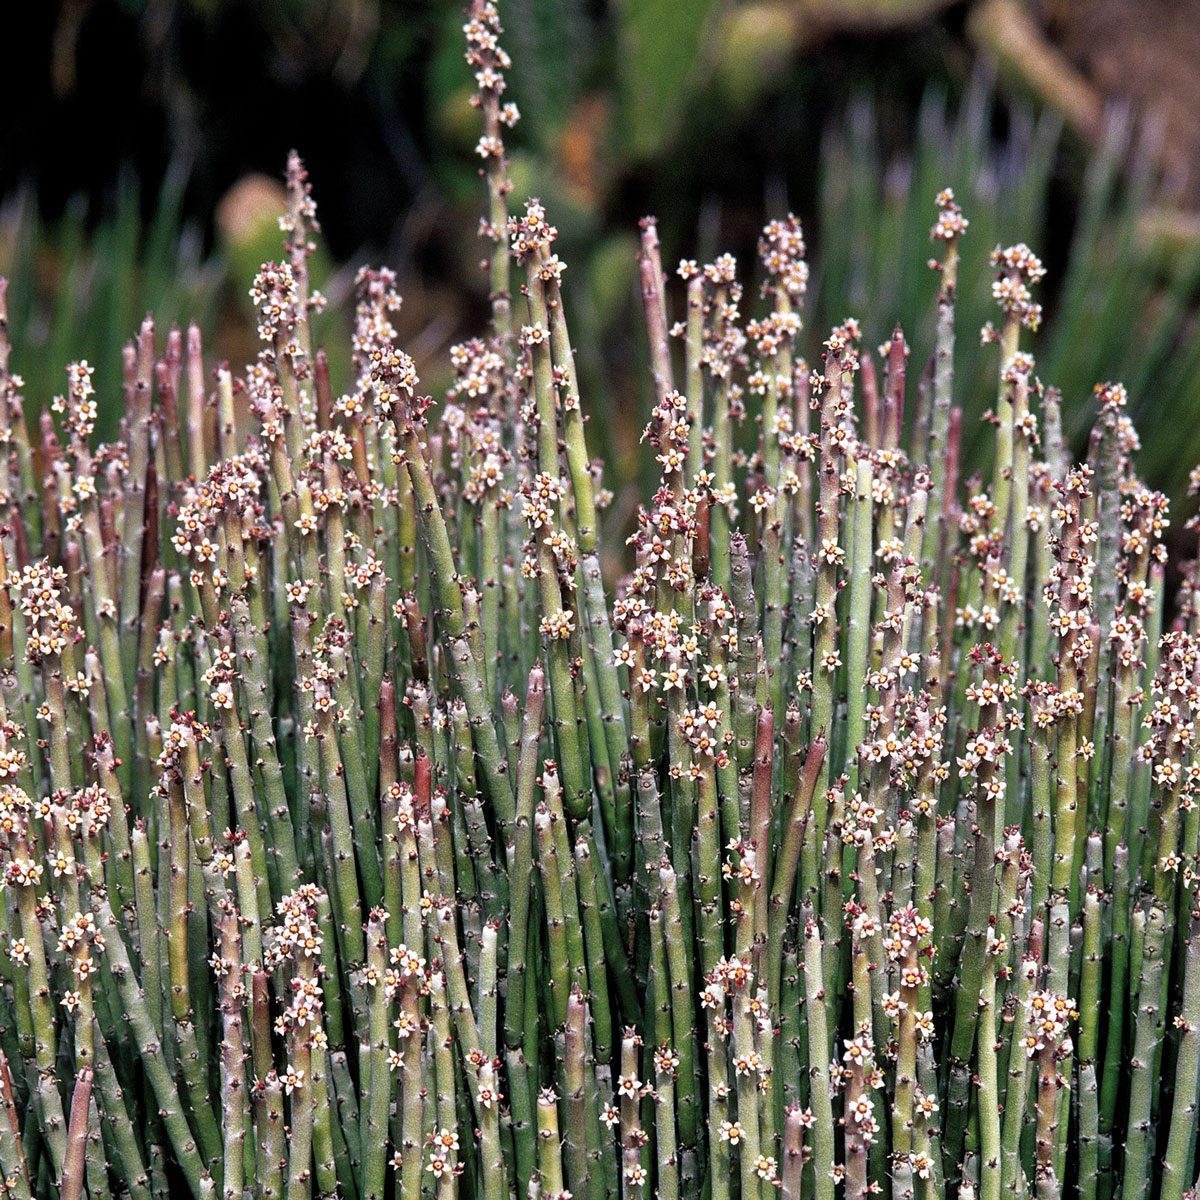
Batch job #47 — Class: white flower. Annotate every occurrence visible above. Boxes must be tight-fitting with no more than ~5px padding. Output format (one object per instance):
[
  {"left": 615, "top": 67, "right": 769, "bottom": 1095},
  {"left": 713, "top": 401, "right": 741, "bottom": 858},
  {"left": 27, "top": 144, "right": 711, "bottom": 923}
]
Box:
[
  {"left": 755, "top": 1155, "right": 778, "bottom": 1181},
  {"left": 431, "top": 1128, "right": 459, "bottom": 1153},
  {"left": 820, "top": 538, "right": 845, "bottom": 566},
  {"left": 719, "top": 1120, "right": 745, "bottom": 1145}
]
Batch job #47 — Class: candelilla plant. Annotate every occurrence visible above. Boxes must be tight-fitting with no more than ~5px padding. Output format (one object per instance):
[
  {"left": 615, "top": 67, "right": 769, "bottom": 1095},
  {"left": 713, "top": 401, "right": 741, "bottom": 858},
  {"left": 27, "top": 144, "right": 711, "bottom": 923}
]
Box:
[{"left": 3, "top": 6, "right": 1200, "bottom": 1200}]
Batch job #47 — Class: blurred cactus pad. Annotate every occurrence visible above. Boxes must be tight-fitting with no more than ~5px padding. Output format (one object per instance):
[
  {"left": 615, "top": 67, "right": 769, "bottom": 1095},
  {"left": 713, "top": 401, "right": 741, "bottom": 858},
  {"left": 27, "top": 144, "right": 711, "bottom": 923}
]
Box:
[{"left": 6, "top": 4, "right": 1200, "bottom": 1200}]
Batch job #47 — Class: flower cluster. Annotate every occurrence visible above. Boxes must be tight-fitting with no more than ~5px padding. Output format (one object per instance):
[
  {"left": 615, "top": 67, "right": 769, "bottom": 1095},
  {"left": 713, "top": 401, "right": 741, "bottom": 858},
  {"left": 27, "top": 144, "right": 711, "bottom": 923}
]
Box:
[
  {"left": 464, "top": 1, "right": 519, "bottom": 163},
  {"left": 64, "top": 780, "right": 112, "bottom": 842},
  {"left": 508, "top": 199, "right": 557, "bottom": 266},
  {"left": 265, "top": 886, "right": 329, "bottom": 1056},
  {"left": 837, "top": 1036, "right": 882, "bottom": 1146},
  {"left": 52, "top": 359, "right": 99, "bottom": 444},
  {"left": 152, "top": 713, "right": 209, "bottom": 794},
  {"left": 250, "top": 262, "right": 299, "bottom": 344},
  {"left": 369, "top": 345, "right": 421, "bottom": 424},
  {"left": 674, "top": 695, "right": 731, "bottom": 766},
  {"left": 0, "top": 772, "right": 36, "bottom": 897},
  {"left": 1021, "top": 989, "right": 1076, "bottom": 1059},
  {"left": 386, "top": 941, "right": 428, "bottom": 1011},
  {"left": 1140, "top": 630, "right": 1200, "bottom": 819},
  {"left": 266, "top": 886, "right": 326, "bottom": 968},
  {"left": 446, "top": 350, "right": 511, "bottom": 508},
  {"left": 350, "top": 266, "right": 403, "bottom": 419},
  {"left": 1043, "top": 466, "right": 1097, "bottom": 670},
  {"left": 281, "top": 150, "right": 323, "bottom": 305},
  {"left": 426, "top": 1127, "right": 461, "bottom": 1180},
  {"left": 298, "top": 624, "right": 354, "bottom": 741},
  {"left": 883, "top": 904, "right": 936, "bottom": 1040},
  {"left": 989, "top": 243, "right": 1046, "bottom": 331},
  {"left": 930, "top": 188, "right": 968, "bottom": 243},
  {"left": 171, "top": 456, "right": 270, "bottom": 597},
  {"left": 698, "top": 953, "right": 762, "bottom": 1044},
  {"left": 697, "top": 253, "right": 746, "bottom": 385},
  {"left": 10, "top": 560, "right": 78, "bottom": 663},
  {"left": 57, "top": 910, "right": 105, "bottom": 1011},
  {"left": 758, "top": 214, "right": 809, "bottom": 302}
]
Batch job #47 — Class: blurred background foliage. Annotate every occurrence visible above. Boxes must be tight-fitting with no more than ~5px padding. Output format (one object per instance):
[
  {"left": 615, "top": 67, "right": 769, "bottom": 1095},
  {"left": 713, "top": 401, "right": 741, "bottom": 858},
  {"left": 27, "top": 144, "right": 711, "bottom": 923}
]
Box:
[{"left": 3, "top": 0, "right": 1200, "bottom": 510}]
